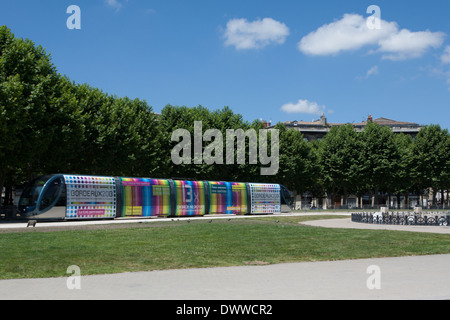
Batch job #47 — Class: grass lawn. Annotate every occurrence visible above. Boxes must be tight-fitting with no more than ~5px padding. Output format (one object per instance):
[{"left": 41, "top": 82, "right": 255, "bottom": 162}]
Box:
[{"left": 0, "top": 215, "right": 449, "bottom": 279}]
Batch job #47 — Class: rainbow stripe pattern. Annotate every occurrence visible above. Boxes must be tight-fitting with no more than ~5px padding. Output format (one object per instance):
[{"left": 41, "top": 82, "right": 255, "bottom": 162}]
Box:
[
  {"left": 120, "top": 177, "right": 171, "bottom": 217},
  {"left": 173, "top": 180, "right": 206, "bottom": 216},
  {"left": 208, "top": 181, "right": 248, "bottom": 215}
]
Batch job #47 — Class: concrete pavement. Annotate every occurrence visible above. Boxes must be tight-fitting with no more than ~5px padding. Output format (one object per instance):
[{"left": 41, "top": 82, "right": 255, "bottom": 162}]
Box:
[
  {"left": 0, "top": 211, "right": 349, "bottom": 230},
  {"left": 0, "top": 254, "right": 449, "bottom": 300}
]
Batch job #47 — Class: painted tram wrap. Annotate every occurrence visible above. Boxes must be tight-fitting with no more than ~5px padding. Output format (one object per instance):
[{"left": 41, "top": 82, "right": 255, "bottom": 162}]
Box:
[{"left": 17, "top": 174, "right": 293, "bottom": 220}]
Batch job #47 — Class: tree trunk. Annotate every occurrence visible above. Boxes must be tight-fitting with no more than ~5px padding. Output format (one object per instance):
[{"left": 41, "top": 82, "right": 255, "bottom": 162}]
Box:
[
  {"left": 405, "top": 193, "right": 409, "bottom": 209},
  {"left": 0, "top": 179, "right": 3, "bottom": 207},
  {"left": 4, "top": 185, "right": 12, "bottom": 206},
  {"left": 388, "top": 192, "right": 391, "bottom": 209},
  {"left": 343, "top": 185, "right": 347, "bottom": 206},
  {"left": 432, "top": 189, "right": 437, "bottom": 207},
  {"left": 374, "top": 187, "right": 379, "bottom": 208},
  {"left": 447, "top": 189, "right": 449, "bottom": 208}
]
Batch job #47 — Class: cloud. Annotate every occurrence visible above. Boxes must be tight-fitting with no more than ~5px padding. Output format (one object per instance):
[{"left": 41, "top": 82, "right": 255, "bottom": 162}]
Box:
[
  {"left": 379, "top": 29, "right": 445, "bottom": 60},
  {"left": 105, "top": 0, "right": 126, "bottom": 11},
  {"left": 280, "top": 99, "right": 326, "bottom": 115},
  {"left": 298, "top": 13, "right": 445, "bottom": 60},
  {"left": 439, "top": 46, "right": 450, "bottom": 90},
  {"left": 366, "top": 65, "right": 379, "bottom": 77},
  {"left": 224, "top": 18, "right": 290, "bottom": 50},
  {"left": 298, "top": 14, "right": 396, "bottom": 56},
  {"left": 441, "top": 46, "right": 450, "bottom": 64},
  {"left": 356, "top": 65, "right": 380, "bottom": 81}
]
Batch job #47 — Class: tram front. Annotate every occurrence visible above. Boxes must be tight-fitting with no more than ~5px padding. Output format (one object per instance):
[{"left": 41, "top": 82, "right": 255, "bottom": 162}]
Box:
[{"left": 18, "top": 174, "right": 67, "bottom": 220}]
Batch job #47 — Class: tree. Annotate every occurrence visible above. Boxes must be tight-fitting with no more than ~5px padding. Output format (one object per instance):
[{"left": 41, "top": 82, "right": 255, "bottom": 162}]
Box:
[
  {"left": 308, "top": 140, "right": 327, "bottom": 205},
  {"left": 412, "top": 125, "right": 450, "bottom": 207},
  {"left": 0, "top": 26, "right": 83, "bottom": 204},
  {"left": 68, "top": 83, "right": 162, "bottom": 178},
  {"left": 359, "top": 122, "right": 398, "bottom": 207},
  {"left": 391, "top": 133, "right": 414, "bottom": 208},
  {"left": 271, "top": 124, "right": 318, "bottom": 195},
  {"left": 320, "top": 124, "right": 361, "bottom": 207},
  {"left": 158, "top": 105, "right": 259, "bottom": 182},
  {"left": 97, "top": 96, "right": 161, "bottom": 177}
]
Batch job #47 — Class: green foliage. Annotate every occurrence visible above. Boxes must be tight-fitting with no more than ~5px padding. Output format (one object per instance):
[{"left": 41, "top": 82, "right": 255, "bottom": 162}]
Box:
[
  {"left": 269, "top": 123, "right": 318, "bottom": 193},
  {"left": 319, "top": 124, "right": 362, "bottom": 202},
  {"left": 0, "top": 26, "right": 81, "bottom": 185},
  {"left": 158, "top": 104, "right": 259, "bottom": 182},
  {"left": 316, "top": 121, "right": 450, "bottom": 205},
  {"left": 68, "top": 83, "right": 161, "bottom": 177},
  {"left": 1, "top": 25, "right": 449, "bottom": 207},
  {"left": 411, "top": 124, "right": 450, "bottom": 205}
]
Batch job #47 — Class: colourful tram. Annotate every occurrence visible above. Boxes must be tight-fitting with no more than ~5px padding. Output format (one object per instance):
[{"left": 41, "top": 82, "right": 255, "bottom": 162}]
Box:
[{"left": 18, "top": 174, "right": 293, "bottom": 220}]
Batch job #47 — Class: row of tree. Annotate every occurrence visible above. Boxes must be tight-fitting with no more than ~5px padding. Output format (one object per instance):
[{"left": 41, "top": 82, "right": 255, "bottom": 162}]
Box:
[
  {"left": 316, "top": 122, "right": 450, "bottom": 207},
  {"left": 1, "top": 26, "right": 449, "bottom": 207}
]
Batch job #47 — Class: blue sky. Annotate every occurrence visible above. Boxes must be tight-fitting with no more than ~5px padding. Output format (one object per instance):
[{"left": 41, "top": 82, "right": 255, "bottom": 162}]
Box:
[{"left": 1, "top": 0, "right": 450, "bottom": 129}]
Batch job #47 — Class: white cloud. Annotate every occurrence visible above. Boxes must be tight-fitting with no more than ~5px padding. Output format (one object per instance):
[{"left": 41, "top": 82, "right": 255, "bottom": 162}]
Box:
[
  {"left": 438, "top": 46, "right": 450, "bottom": 90},
  {"left": 356, "top": 65, "right": 379, "bottom": 81},
  {"left": 366, "top": 65, "right": 379, "bottom": 77},
  {"left": 105, "top": 0, "right": 125, "bottom": 11},
  {"left": 298, "top": 14, "right": 445, "bottom": 60},
  {"left": 441, "top": 46, "right": 450, "bottom": 64},
  {"left": 379, "top": 29, "right": 445, "bottom": 60},
  {"left": 298, "top": 14, "right": 396, "bottom": 56},
  {"left": 280, "top": 99, "right": 326, "bottom": 115},
  {"left": 224, "top": 18, "right": 290, "bottom": 50}
]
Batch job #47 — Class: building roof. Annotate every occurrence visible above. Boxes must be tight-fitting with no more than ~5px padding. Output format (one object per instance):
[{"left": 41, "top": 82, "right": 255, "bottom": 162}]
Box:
[
  {"left": 281, "top": 116, "right": 420, "bottom": 128},
  {"left": 273, "top": 115, "right": 422, "bottom": 139},
  {"left": 371, "top": 117, "right": 418, "bottom": 126}
]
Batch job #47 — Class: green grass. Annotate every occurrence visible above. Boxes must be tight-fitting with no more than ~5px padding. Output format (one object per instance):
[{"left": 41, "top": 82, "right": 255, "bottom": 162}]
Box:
[{"left": 0, "top": 215, "right": 449, "bottom": 279}]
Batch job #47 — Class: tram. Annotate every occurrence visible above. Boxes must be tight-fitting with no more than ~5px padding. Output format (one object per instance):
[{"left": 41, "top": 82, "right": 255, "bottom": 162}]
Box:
[{"left": 18, "top": 174, "right": 293, "bottom": 220}]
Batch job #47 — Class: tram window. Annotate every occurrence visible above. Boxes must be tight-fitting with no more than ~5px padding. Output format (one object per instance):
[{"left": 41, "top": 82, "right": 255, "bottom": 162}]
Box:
[
  {"left": 55, "top": 184, "right": 66, "bottom": 206},
  {"left": 19, "top": 185, "right": 42, "bottom": 207},
  {"left": 19, "top": 177, "right": 49, "bottom": 207},
  {"left": 39, "top": 178, "right": 63, "bottom": 211}
]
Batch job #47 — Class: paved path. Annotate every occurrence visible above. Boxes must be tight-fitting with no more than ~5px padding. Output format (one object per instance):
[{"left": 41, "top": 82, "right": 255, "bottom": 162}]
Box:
[
  {"left": 302, "top": 218, "right": 450, "bottom": 234},
  {"left": 0, "top": 212, "right": 350, "bottom": 230},
  {"left": 0, "top": 254, "right": 449, "bottom": 300}
]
